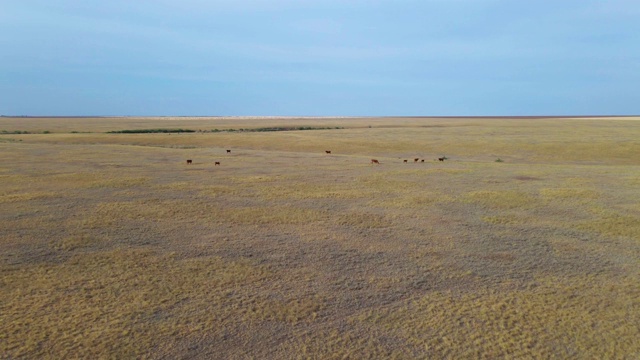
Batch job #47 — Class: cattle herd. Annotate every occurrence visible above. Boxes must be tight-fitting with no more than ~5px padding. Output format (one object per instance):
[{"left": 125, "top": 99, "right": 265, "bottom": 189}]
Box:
[
  {"left": 186, "top": 150, "right": 447, "bottom": 166},
  {"left": 373, "top": 156, "right": 443, "bottom": 165}
]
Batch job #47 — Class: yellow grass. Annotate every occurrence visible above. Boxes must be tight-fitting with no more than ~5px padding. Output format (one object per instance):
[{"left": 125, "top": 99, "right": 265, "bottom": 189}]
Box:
[
  {"left": 354, "top": 275, "right": 639, "bottom": 358},
  {"left": 1, "top": 116, "right": 639, "bottom": 358},
  {"left": 463, "top": 190, "right": 538, "bottom": 209},
  {"left": 580, "top": 213, "right": 640, "bottom": 240},
  {"left": 1, "top": 249, "right": 271, "bottom": 358}
]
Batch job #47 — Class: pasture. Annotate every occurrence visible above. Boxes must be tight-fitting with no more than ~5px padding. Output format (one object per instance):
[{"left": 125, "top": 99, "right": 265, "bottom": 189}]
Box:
[{"left": 1, "top": 116, "right": 639, "bottom": 358}]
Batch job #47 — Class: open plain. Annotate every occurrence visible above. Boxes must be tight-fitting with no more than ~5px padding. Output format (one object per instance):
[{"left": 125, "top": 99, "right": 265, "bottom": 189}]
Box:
[{"left": 1, "top": 116, "right": 639, "bottom": 358}]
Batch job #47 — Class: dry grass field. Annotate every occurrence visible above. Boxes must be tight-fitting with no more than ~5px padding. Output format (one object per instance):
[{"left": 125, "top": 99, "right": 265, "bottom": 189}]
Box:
[{"left": 1, "top": 116, "right": 639, "bottom": 359}]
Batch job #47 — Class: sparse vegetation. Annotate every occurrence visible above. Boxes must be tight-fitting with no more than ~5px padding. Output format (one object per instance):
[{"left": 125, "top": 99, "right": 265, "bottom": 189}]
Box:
[
  {"left": 212, "top": 126, "right": 343, "bottom": 132},
  {"left": 105, "top": 126, "right": 343, "bottom": 134},
  {"left": 107, "top": 128, "right": 196, "bottom": 133},
  {"left": 1, "top": 130, "right": 31, "bottom": 134},
  {"left": 1, "top": 116, "right": 639, "bottom": 358}
]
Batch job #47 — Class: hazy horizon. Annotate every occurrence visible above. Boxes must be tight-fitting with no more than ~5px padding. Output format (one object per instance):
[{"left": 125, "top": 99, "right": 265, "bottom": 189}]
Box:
[{"left": 3, "top": 114, "right": 640, "bottom": 119}]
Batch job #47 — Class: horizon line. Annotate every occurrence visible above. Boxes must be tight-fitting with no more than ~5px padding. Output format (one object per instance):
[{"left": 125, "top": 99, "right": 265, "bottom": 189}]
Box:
[{"left": 2, "top": 115, "right": 639, "bottom": 119}]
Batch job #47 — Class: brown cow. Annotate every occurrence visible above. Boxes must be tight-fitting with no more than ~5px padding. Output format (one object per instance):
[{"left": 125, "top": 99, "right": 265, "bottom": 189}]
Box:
[
  {"left": 226, "top": 149, "right": 231, "bottom": 153},
  {"left": 325, "top": 150, "right": 331, "bottom": 154},
  {"left": 438, "top": 157, "right": 445, "bottom": 162},
  {"left": 403, "top": 159, "right": 408, "bottom": 163},
  {"left": 371, "top": 159, "right": 380, "bottom": 164},
  {"left": 414, "top": 158, "right": 419, "bottom": 162},
  {"left": 186, "top": 159, "right": 192, "bottom": 164},
  {"left": 215, "top": 162, "right": 220, "bottom": 166},
  {"left": 421, "top": 159, "right": 425, "bottom": 163}
]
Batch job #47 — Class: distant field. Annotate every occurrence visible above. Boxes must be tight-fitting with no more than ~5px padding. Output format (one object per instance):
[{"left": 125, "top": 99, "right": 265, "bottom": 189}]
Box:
[{"left": 1, "top": 116, "right": 639, "bottom": 358}]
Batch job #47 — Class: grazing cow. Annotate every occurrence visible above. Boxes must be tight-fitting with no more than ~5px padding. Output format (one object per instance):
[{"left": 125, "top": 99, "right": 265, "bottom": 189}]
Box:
[
  {"left": 215, "top": 162, "right": 220, "bottom": 166},
  {"left": 186, "top": 159, "right": 192, "bottom": 164},
  {"left": 421, "top": 159, "right": 425, "bottom": 163},
  {"left": 325, "top": 150, "right": 331, "bottom": 154},
  {"left": 371, "top": 159, "right": 380, "bottom": 164},
  {"left": 414, "top": 158, "right": 419, "bottom": 162},
  {"left": 226, "top": 149, "right": 231, "bottom": 153},
  {"left": 438, "top": 157, "right": 445, "bottom": 162},
  {"left": 403, "top": 159, "right": 408, "bottom": 163}
]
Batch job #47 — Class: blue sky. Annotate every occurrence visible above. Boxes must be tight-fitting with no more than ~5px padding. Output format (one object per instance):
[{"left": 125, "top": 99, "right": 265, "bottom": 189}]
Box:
[{"left": 1, "top": 0, "right": 638, "bottom": 116}]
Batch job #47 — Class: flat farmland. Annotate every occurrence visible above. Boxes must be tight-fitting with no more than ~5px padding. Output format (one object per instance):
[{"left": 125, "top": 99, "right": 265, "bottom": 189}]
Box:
[{"left": 1, "top": 116, "right": 639, "bottom": 358}]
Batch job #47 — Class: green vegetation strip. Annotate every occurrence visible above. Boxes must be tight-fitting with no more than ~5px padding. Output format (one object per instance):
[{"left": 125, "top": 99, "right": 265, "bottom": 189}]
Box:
[
  {"left": 212, "top": 126, "right": 343, "bottom": 132},
  {"left": 1, "top": 130, "right": 49, "bottom": 134},
  {"left": 107, "top": 129, "right": 196, "bottom": 133},
  {"left": 106, "top": 127, "right": 342, "bottom": 134}
]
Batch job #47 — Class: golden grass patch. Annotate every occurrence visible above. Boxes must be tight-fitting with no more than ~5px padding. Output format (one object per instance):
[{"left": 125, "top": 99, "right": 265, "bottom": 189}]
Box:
[
  {"left": 579, "top": 213, "right": 640, "bottom": 240},
  {"left": 368, "top": 193, "right": 454, "bottom": 209},
  {"left": 359, "top": 275, "right": 639, "bottom": 358},
  {"left": 624, "top": 176, "right": 640, "bottom": 187},
  {"left": 482, "top": 214, "right": 526, "bottom": 225},
  {"left": 74, "top": 197, "right": 341, "bottom": 230},
  {"left": 548, "top": 236, "right": 583, "bottom": 257},
  {"left": 463, "top": 190, "right": 538, "bottom": 209},
  {"left": 49, "top": 173, "right": 149, "bottom": 189},
  {"left": 222, "top": 206, "right": 329, "bottom": 225},
  {"left": 422, "top": 168, "right": 473, "bottom": 175},
  {"left": 355, "top": 174, "right": 426, "bottom": 194},
  {"left": 88, "top": 177, "right": 149, "bottom": 188},
  {"left": 0, "top": 191, "right": 58, "bottom": 203},
  {"left": 249, "top": 296, "right": 324, "bottom": 324},
  {"left": 1, "top": 249, "right": 271, "bottom": 359},
  {"left": 228, "top": 174, "right": 297, "bottom": 183},
  {"left": 540, "top": 188, "right": 600, "bottom": 200},
  {"left": 514, "top": 170, "right": 549, "bottom": 178},
  {"left": 286, "top": 329, "right": 412, "bottom": 359},
  {"left": 0, "top": 175, "right": 45, "bottom": 194},
  {"left": 153, "top": 181, "right": 193, "bottom": 190},
  {"left": 259, "top": 183, "right": 371, "bottom": 200},
  {"left": 50, "top": 172, "right": 103, "bottom": 183},
  {"left": 334, "top": 211, "right": 393, "bottom": 228},
  {"left": 74, "top": 199, "right": 223, "bottom": 229},
  {"left": 0, "top": 174, "right": 24, "bottom": 181},
  {"left": 83, "top": 200, "right": 178, "bottom": 227},
  {"left": 50, "top": 233, "right": 105, "bottom": 252},
  {"left": 197, "top": 184, "right": 244, "bottom": 197}
]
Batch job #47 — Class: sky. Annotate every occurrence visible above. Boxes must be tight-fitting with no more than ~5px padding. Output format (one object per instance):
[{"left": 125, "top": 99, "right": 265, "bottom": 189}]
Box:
[{"left": 1, "top": 0, "right": 639, "bottom": 116}]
